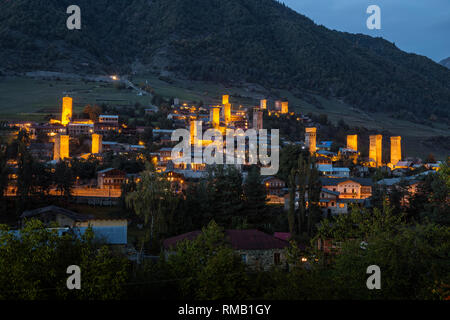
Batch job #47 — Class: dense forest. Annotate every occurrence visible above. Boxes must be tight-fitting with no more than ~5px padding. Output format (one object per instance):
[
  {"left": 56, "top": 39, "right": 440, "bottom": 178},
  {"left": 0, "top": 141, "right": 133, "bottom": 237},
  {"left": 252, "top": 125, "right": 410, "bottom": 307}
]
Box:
[{"left": 0, "top": 0, "right": 449, "bottom": 122}]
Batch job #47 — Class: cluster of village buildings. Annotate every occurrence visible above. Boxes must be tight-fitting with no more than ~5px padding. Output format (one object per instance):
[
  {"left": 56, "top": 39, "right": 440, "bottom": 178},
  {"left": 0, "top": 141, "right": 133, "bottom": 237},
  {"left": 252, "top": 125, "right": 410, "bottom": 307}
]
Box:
[{"left": 2, "top": 94, "right": 443, "bottom": 269}]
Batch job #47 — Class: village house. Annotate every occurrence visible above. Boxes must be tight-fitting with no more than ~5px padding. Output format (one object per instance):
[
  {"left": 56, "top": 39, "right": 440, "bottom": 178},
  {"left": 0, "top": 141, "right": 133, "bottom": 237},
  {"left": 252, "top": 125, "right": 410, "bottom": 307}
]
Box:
[
  {"left": 67, "top": 122, "right": 94, "bottom": 136},
  {"left": 97, "top": 168, "right": 127, "bottom": 189},
  {"left": 320, "top": 177, "right": 372, "bottom": 200},
  {"left": 28, "top": 143, "right": 53, "bottom": 161},
  {"left": 19, "top": 206, "right": 128, "bottom": 248},
  {"left": 284, "top": 177, "right": 373, "bottom": 216},
  {"left": 163, "top": 229, "right": 289, "bottom": 271},
  {"left": 98, "top": 115, "right": 119, "bottom": 125},
  {"left": 262, "top": 176, "right": 286, "bottom": 204},
  {"left": 30, "top": 123, "right": 67, "bottom": 137},
  {"left": 94, "top": 122, "right": 120, "bottom": 135}
]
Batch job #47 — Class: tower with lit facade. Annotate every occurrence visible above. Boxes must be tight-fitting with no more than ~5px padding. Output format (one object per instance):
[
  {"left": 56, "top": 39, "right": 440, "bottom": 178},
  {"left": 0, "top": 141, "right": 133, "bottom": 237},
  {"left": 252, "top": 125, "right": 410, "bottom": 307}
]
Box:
[
  {"left": 281, "top": 101, "right": 288, "bottom": 114},
  {"left": 369, "top": 135, "right": 382, "bottom": 167},
  {"left": 92, "top": 134, "right": 103, "bottom": 154},
  {"left": 305, "top": 127, "right": 317, "bottom": 155},
  {"left": 62, "top": 97, "right": 73, "bottom": 125},
  {"left": 347, "top": 135, "right": 358, "bottom": 151},
  {"left": 390, "top": 136, "right": 401, "bottom": 166}
]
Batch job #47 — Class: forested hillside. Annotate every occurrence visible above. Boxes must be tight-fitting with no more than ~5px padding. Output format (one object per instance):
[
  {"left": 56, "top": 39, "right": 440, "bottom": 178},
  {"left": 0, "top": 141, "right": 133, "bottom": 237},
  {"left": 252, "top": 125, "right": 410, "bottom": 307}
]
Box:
[
  {"left": 0, "top": 0, "right": 449, "bottom": 122},
  {"left": 440, "top": 57, "right": 450, "bottom": 69}
]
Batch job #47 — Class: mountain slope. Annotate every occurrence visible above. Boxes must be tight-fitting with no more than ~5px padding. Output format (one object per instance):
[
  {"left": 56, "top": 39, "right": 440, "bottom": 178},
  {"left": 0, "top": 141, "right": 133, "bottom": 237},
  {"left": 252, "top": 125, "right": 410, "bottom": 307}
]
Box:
[
  {"left": 440, "top": 57, "right": 450, "bottom": 69},
  {"left": 0, "top": 0, "right": 449, "bottom": 122}
]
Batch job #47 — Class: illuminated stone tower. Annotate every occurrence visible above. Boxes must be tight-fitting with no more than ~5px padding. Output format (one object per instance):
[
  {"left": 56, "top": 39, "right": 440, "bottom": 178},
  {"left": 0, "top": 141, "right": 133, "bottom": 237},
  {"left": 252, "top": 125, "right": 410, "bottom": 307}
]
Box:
[
  {"left": 224, "top": 103, "right": 231, "bottom": 125},
  {"left": 305, "top": 127, "right": 317, "bottom": 155},
  {"left": 281, "top": 101, "right": 288, "bottom": 114},
  {"left": 275, "top": 101, "right": 282, "bottom": 112},
  {"left": 190, "top": 120, "right": 198, "bottom": 145},
  {"left": 92, "top": 134, "right": 103, "bottom": 154},
  {"left": 390, "top": 136, "right": 402, "bottom": 166},
  {"left": 62, "top": 97, "right": 73, "bottom": 125},
  {"left": 253, "top": 109, "right": 263, "bottom": 130},
  {"left": 222, "top": 95, "right": 229, "bottom": 105},
  {"left": 260, "top": 99, "right": 267, "bottom": 110},
  {"left": 369, "top": 135, "right": 382, "bottom": 167},
  {"left": 53, "top": 136, "right": 61, "bottom": 161},
  {"left": 54, "top": 135, "right": 69, "bottom": 161},
  {"left": 60, "top": 135, "right": 70, "bottom": 160},
  {"left": 347, "top": 135, "right": 358, "bottom": 151},
  {"left": 211, "top": 107, "right": 220, "bottom": 128}
]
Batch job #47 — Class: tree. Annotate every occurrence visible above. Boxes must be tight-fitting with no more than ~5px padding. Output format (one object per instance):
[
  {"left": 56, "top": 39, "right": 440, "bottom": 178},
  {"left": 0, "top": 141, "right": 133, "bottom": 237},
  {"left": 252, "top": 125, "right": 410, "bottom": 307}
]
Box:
[
  {"left": 126, "top": 162, "right": 180, "bottom": 253},
  {"left": 330, "top": 223, "right": 450, "bottom": 299},
  {"left": 409, "top": 166, "right": 450, "bottom": 226},
  {"left": 287, "top": 169, "right": 296, "bottom": 234},
  {"left": 425, "top": 153, "right": 436, "bottom": 163},
  {"left": 54, "top": 161, "right": 74, "bottom": 200},
  {"left": 242, "top": 166, "right": 267, "bottom": 222},
  {"left": 204, "top": 165, "right": 244, "bottom": 227},
  {"left": 278, "top": 144, "right": 305, "bottom": 182},
  {"left": 0, "top": 147, "right": 9, "bottom": 209},
  {"left": 83, "top": 104, "right": 102, "bottom": 122},
  {"left": 306, "top": 157, "right": 322, "bottom": 236},
  {"left": 315, "top": 201, "right": 403, "bottom": 243},
  {"left": 166, "top": 221, "right": 249, "bottom": 299},
  {"left": 295, "top": 156, "right": 308, "bottom": 236},
  {"left": 0, "top": 220, "right": 128, "bottom": 300},
  {"left": 16, "top": 141, "right": 34, "bottom": 212}
]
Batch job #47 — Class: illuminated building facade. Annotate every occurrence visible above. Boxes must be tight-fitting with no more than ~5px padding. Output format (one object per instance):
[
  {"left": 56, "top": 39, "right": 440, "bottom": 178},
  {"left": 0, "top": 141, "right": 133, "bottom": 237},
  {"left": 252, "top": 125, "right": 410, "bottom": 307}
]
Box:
[
  {"left": 211, "top": 107, "right": 220, "bottom": 128},
  {"left": 92, "top": 134, "right": 103, "bottom": 154},
  {"left": 61, "top": 97, "right": 73, "bottom": 125},
  {"left": 224, "top": 103, "right": 231, "bottom": 125},
  {"left": 222, "top": 95, "right": 229, "bottom": 105},
  {"left": 281, "top": 101, "right": 288, "bottom": 114},
  {"left": 347, "top": 135, "right": 358, "bottom": 152},
  {"left": 390, "top": 136, "right": 402, "bottom": 166},
  {"left": 260, "top": 99, "right": 267, "bottom": 110},
  {"left": 369, "top": 135, "right": 382, "bottom": 167},
  {"left": 305, "top": 127, "right": 317, "bottom": 155},
  {"left": 54, "top": 135, "right": 70, "bottom": 161}
]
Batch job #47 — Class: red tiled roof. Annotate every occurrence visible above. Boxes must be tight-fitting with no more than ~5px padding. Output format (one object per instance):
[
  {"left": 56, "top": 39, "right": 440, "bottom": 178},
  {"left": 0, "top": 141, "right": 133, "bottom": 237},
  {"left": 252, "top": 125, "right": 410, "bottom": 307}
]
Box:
[
  {"left": 163, "top": 229, "right": 289, "bottom": 250},
  {"left": 273, "top": 232, "right": 291, "bottom": 242},
  {"left": 162, "top": 231, "right": 201, "bottom": 249}
]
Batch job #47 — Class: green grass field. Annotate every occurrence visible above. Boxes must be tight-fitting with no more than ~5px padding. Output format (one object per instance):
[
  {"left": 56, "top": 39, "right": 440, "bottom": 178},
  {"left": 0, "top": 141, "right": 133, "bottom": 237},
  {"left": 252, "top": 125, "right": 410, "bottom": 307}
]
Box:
[{"left": 0, "top": 76, "right": 152, "bottom": 121}]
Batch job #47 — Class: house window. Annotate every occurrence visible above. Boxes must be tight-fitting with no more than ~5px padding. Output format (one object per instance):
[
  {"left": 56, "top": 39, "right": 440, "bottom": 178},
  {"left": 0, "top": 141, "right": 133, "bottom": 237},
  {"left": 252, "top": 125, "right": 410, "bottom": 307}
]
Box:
[
  {"left": 344, "top": 188, "right": 347, "bottom": 193},
  {"left": 241, "top": 254, "right": 248, "bottom": 264},
  {"left": 274, "top": 253, "right": 281, "bottom": 265}
]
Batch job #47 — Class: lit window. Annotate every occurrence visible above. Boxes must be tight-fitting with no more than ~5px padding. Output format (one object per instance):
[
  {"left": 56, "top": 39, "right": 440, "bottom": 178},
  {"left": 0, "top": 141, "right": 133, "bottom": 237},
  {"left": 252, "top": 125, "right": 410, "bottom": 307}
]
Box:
[{"left": 241, "top": 254, "right": 248, "bottom": 264}]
